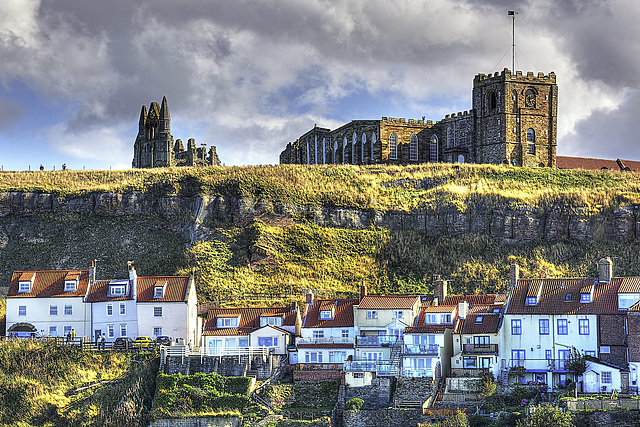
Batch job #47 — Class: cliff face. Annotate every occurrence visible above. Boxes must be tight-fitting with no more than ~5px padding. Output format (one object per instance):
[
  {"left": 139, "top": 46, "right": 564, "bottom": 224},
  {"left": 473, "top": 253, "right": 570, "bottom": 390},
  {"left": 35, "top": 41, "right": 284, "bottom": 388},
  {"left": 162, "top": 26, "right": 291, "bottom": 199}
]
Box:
[{"left": 1, "top": 191, "right": 638, "bottom": 243}]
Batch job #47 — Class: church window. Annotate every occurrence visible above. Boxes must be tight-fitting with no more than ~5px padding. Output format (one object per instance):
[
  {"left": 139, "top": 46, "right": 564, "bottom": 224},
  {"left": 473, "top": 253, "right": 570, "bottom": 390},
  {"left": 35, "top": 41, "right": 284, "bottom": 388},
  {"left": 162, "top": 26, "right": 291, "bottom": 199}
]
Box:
[
  {"left": 314, "top": 136, "right": 318, "bottom": 165},
  {"left": 343, "top": 136, "right": 347, "bottom": 164},
  {"left": 389, "top": 132, "right": 398, "bottom": 160},
  {"left": 306, "top": 141, "right": 310, "bottom": 164},
  {"left": 525, "top": 89, "right": 536, "bottom": 108},
  {"left": 322, "top": 138, "right": 326, "bottom": 164},
  {"left": 362, "top": 133, "right": 366, "bottom": 163},
  {"left": 446, "top": 127, "right": 451, "bottom": 148},
  {"left": 410, "top": 133, "right": 418, "bottom": 161},
  {"left": 333, "top": 140, "right": 338, "bottom": 164},
  {"left": 352, "top": 132, "right": 357, "bottom": 164},
  {"left": 527, "top": 128, "right": 535, "bottom": 154},
  {"left": 430, "top": 135, "right": 438, "bottom": 162},
  {"left": 371, "top": 132, "right": 376, "bottom": 161},
  {"left": 490, "top": 92, "right": 497, "bottom": 110},
  {"left": 458, "top": 154, "right": 465, "bottom": 163}
]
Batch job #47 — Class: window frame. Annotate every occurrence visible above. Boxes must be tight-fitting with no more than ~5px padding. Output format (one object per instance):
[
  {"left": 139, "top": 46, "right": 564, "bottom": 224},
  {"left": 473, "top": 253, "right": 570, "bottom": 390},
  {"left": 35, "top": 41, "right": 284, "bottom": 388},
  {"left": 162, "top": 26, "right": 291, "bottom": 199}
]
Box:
[
  {"left": 511, "top": 319, "right": 522, "bottom": 335},
  {"left": 64, "top": 305, "right": 72, "bottom": 316},
  {"left": 50, "top": 305, "right": 58, "bottom": 316},
  {"left": 578, "top": 318, "right": 590, "bottom": 335},
  {"left": 366, "top": 310, "right": 377, "bottom": 319},
  {"left": 557, "top": 319, "right": 568, "bottom": 335},
  {"left": 409, "top": 133, "right": 418, "bottom": 161},
  {"left": 389, "top": 132, "right": 398, "bottom": 160},
  {"left": 154, "top": 307, "right": 163, "bottom": 317},
  {"left": 539, "top": 319, "right": 550, "bottom": 335},
  {"left": 18, "top": 305, "right": 27, "bottom": 316}
]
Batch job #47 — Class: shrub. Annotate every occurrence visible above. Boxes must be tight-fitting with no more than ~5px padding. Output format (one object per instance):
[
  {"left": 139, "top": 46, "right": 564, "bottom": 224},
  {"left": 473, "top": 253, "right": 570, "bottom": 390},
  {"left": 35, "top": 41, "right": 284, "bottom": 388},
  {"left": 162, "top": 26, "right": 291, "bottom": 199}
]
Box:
[{"left": 344, "top": 398, "right": 364, "bottom": 411}]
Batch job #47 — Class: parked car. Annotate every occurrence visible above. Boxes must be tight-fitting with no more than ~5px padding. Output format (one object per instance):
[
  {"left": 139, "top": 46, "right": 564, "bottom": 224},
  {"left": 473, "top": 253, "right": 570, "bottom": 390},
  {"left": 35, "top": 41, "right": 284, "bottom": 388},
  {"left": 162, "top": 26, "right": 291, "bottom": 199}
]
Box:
[
  {"left": 155, "top": 336, "right": 172, "bottom": 346},
  {"left": 113, "top": 337, "right": 135, "bottom": 350},
  {"left": 134, "top": 336, "right": 155, "bottom": 350}
]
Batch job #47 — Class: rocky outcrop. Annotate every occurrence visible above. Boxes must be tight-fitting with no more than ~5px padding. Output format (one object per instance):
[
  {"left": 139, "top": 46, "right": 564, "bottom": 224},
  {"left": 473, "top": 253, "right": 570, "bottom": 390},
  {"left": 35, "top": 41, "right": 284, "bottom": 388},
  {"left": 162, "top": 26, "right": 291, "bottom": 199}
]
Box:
[{"left": 1, "top": 191, "right": 639, "bottom": 243}]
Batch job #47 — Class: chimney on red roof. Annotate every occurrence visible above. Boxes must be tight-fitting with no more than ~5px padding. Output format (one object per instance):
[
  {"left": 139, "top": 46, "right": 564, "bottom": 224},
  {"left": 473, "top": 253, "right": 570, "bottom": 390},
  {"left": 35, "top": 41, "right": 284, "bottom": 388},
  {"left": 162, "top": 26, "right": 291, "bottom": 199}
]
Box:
[
  {"left": 510, "top": 263, "right": 520, "bottom": 288},
  {"left": 128, "top": 261, "right": 138, "bottom": 299},
  {"left": 598, "top": 257, "right": 613, "bottom": 283},
  {"left": 458, "top": 301, "right": 469, "bottom": 320},
  {"left": 434, "top": 275, "right": 447, "bottom": 304},
  {"left": 306, "top": 290, "right": 314, "bottom": 305},
  {"left": 89, "top": 260, "right": 97, "bottom": 284},
  {"left": 360, "top": 284, "right": 367, "bottom": 302}
]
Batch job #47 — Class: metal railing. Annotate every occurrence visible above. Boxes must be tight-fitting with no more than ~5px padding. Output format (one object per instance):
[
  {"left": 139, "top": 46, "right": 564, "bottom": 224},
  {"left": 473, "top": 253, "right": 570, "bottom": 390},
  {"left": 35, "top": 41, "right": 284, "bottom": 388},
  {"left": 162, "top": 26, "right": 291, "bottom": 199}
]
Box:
[
  {"left": 505, "top": 358, "right": 568, "bottom": 371},
  {"left": 344, "top": 360, "right": 377, "bottom": 372},
  {"left": 401, "top": 367, "right": 434, "bottom": 378},
  {"left": 403, "top": 344, "right": 439, "bottom": 355},
  {"left": 296, "top": 336, "right": 354, "bottom": 345},
  {"left": 294, "top": 363, "right": 344, "bottom": 371},
  {"left": 356, "top": 335, "right": 403, "bottom": 347},
  {"left": 463, "top": 343, "right": 498, "bottom": 354}
]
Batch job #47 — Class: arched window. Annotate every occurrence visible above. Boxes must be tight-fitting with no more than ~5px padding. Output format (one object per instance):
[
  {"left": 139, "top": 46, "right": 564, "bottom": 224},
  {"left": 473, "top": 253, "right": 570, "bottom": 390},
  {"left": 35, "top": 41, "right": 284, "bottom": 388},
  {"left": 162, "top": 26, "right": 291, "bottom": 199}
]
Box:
[
  {"left": 458, "top": 154, "right": 465, "bottom": 164},
  {"left": 352, "top": 132, "right": 357, "bottom": 165},
  {"left": 525, "top": 89, "right": 536, "bottom": 109},
  {"left": 446, "top": 127, "right": 451, "bottom": 148},
  {"left": 343, "top": 136, "right": 347, "bottom": 163},
  {"left": 314, "top": 136, "right": 318, "bottom": 165},
  {"left": 490, "top": 92, "right": 497, "bottom": 110},
  {"left": 333, "top": 140, "right": 338, "bottom": 164},
  {"left": 371, "top": 132, "right": 376, "bottom": 161},
  {"left": 430, "top": 135, "right": 438, "bottom": 162},
  {"left": 306, "top": 141, "right": 310, "bottom": 164},
  {"left": 322, "top": 138, "right": 326, "bottom": 164},
  {"left": 512, "top": 90, "right": 518, "bottom": 112},
  {"left": 389, "top": 132, "right": 398, "bottom": 160},
  {"left": 527, "top": 128, "right": 535, "bottom": 154},
  {"left": 362, "top": 133, "right": 366, "bottom": 164},
  {"left": 410, "top": 133, "right": 418, "bottom": 161}
]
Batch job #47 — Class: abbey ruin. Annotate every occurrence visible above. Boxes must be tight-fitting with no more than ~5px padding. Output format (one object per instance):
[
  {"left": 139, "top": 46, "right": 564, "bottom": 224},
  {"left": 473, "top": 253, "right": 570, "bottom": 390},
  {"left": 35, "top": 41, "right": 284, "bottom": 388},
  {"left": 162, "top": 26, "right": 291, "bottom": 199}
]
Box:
[{"left": 132, "top": 97, "right": 221, "bottom": 168}]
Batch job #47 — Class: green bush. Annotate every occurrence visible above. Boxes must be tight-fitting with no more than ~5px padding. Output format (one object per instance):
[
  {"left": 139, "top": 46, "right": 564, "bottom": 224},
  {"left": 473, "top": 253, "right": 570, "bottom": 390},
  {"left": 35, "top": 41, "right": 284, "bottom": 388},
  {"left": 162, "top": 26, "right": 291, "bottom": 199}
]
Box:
[{"left": 344, "top": 398, "right": 365, "bottom": 411}]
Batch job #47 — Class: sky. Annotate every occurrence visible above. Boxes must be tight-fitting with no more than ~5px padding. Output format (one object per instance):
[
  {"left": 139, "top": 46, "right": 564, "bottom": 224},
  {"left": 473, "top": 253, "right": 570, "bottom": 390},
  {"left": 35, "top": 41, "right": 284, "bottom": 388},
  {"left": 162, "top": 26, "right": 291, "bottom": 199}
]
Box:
[{"left": 1, "top": 0, "right": 640, "bottom": 171}]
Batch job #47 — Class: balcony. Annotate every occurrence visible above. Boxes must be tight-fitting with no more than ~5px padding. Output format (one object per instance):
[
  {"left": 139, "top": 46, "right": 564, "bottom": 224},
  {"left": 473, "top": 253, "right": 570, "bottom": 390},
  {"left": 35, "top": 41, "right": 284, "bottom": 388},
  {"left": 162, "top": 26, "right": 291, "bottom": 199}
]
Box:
[
  {"left": 296, "top": 337, "right": 354, "bottom": 345},
  {"left": 294, "top": 363, "right": 344, "bottom": 371},
  {"left": 450, "top": 367, "right": 491, "bottom": 378},
  {"left": 345, "top": 360, "right": 377, "bottom": 372},
  {"left": 401, "top": 367, "right": 434, "bottom": 378},
  {"left": 506, "top": 359, "right": 567, "bottom": 372},
  {"left": 356, "top": 335, "right": 403, "bottom": 347},
  {"left": 463, "top": 344, "right": 498, "bottom": 354},
  {"left": 403, "top": 344, "right": 439, "bottom": 356}
]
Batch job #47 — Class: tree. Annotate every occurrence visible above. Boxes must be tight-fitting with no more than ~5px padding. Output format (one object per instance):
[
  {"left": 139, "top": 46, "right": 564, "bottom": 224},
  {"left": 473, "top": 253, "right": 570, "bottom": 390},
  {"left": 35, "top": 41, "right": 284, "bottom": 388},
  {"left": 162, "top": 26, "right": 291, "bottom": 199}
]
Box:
[
  {"left": 517, "top": 404, "right": 572, "bottom": 427},
  {"left": 480, "top": 373, "right": 497, "bottom": 398},
  {"left": 564, "top": 347, "right": 587, "bottom": 398}
]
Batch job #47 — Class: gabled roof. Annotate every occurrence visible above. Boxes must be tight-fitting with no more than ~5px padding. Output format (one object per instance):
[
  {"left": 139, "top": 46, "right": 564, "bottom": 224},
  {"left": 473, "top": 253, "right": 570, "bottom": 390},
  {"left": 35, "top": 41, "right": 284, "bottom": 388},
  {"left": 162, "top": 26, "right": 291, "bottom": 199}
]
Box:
[
  {"left": 460, "top": 305, "right": 502, "bottom": 335},
  {"left": 357, "top": 295, "right": 419, "bottom": 310},
  {"left": 302, "top": 298, "right": 358, "bottom": 329},
  {"left": 404, "top": 305, "right": 458, "bottom": 334},
  {"left": 557, "top": 156, "right": 640, "bottom": 172},
  {"left": 85, "top": 280, "right": 133, "bottom": 303},
  {"left": 203, "top": 306, "right": 297, "bottom": 336},
  {"left": 136, "top": 276, "right": 190, "bottom": 303},
  {"left": 7, "top": 270, "right": 90, "bottom": 298},
  {"left": 506, "top": 278, "right": 624, "bottom": 315}
]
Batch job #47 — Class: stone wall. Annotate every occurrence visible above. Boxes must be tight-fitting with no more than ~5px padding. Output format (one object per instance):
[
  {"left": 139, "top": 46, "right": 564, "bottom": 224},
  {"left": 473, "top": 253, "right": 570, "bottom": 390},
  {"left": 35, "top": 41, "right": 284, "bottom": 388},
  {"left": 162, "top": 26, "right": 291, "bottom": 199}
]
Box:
[
  {"left": 149, "top": 417, "right": 242, "bottom": 427},
  {"left": 393, "top": 377, "right": 435, "bottom": 403},
  {"left": 294, "top": 370, "right": 344, "bottom": 382},
  {"left": 3, "top": 191, "right": 640, "bottom": 245},
  {"left": 343, "top": 408, "right": 436, "bottom": 427},
  {"left": 572, "top": 410, "right": 640, "bottom": 427},
  {"left": 344, "top": 378, "right": 393, "bottom": 410},
  {"left": 163, "top": 355, "right": 276, "bottom": 380}
]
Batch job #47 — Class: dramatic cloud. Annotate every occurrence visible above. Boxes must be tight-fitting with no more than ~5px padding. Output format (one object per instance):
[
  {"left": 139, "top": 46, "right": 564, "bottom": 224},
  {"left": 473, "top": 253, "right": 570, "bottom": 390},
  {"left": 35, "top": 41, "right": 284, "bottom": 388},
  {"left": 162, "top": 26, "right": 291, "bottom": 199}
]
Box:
[{"left": 0, "top": 0, "right": 640, "bottom": 168}]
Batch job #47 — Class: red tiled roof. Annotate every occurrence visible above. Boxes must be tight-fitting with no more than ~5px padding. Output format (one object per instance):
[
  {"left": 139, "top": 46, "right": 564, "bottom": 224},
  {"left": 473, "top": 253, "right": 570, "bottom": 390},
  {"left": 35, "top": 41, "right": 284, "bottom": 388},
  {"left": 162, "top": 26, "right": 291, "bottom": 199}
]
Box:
[
  {"left": 556, "top": 156, "right": 640, "bottom": 172},
  {"left": 357, "top": 295, "right": 419, "bottom": 310},
  {"left": 7, "top": 270, "right": 90, "bottom": 298},
  {"left": 136, "top": 276, "right": 190, "bottom": 303},
  {"left": 443, "top": 294, "right": 504, "bottom": 306},
  {"left": 423, "top": 305, "right": 457, "bottom": 313},
  {"left": 203, "top": 306, "right": 298, "bottom": 336},
  {"left": 618, "top": 277, "right": 640, "bottom": 293},
  {"left": 506, "top": 277, "right": 624, "bottom": 315},
  {"left": 302, "top": 298, "right": 358, "bottom": 329},
  {"left": 85, "top": 280, "right": 133, "bottom": 303},
  {"left": 460, "top": 305, "right": 502, "bottom": 335}
]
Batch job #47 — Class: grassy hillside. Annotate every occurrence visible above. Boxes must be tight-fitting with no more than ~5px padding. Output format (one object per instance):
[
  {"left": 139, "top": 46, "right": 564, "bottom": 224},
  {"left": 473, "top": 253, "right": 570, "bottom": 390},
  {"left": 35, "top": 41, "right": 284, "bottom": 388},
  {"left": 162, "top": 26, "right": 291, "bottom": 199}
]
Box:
[
  {"left": 2, "top": 164, "right": 640, "bottom": 303},
  {"left": 0, "top": 340, "right": 157, "bottom": 426},
  {"left": 2, "top": 163, "right": 640, "bottom": 210}
]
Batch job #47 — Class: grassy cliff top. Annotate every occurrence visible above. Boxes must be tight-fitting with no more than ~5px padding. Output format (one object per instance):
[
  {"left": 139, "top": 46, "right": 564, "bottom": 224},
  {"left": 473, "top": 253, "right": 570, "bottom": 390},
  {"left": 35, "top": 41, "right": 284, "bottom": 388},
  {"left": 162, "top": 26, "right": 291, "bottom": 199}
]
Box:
[{"left": 2, "top": 163, "right": 640, "bottom": 211}]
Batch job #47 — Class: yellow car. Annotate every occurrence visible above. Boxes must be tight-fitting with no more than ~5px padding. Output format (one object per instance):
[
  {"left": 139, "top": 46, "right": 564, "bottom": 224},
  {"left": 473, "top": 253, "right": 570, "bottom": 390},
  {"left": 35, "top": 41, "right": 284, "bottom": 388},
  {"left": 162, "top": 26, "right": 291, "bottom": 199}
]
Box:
[{"left": 133, "top": 336, "right": 155, "bottom": 350}]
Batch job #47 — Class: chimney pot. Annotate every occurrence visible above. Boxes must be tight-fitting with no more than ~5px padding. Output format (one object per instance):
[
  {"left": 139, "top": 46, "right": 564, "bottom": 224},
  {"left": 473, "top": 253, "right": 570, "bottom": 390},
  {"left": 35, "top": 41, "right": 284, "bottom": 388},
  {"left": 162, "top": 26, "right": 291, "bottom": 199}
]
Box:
[
  {"left": 598, "top": 257, "right": 613, "bottom": 283},
  {"left": 306, "top": 291, "right": 314, "bottom": 305}
]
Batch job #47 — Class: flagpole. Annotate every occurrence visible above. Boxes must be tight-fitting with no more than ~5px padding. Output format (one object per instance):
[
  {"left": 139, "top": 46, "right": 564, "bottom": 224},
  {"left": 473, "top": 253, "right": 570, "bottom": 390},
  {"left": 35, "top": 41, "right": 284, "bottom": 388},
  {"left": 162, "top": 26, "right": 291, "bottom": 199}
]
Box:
[{"left": 509, "top": 10, "right": 518, "bottom": 72}]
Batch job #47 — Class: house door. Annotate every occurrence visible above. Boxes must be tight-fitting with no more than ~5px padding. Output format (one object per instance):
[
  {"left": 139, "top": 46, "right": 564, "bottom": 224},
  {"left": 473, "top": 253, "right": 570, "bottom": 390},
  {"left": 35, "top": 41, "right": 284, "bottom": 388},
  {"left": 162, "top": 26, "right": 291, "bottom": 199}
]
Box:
[
  {"left": 208, "top": 339, "right": 223, "bottom": 356},
  {"left": 94, "top": 330, "right": 101, "bottom": 343},
  {"left": 622, "top": 373, "right": 629, "bottom": 393}
]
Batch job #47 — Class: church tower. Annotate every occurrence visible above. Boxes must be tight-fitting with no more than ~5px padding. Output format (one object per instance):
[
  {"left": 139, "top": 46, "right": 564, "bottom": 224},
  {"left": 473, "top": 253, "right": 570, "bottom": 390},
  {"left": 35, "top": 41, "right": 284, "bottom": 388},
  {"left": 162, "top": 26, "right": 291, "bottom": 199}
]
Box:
[
  {"left": 472, "top": 68, "right": 557, "bottom": 167},
  {"left": 132, "top": 98, "right": 175, "bottom": 168}
]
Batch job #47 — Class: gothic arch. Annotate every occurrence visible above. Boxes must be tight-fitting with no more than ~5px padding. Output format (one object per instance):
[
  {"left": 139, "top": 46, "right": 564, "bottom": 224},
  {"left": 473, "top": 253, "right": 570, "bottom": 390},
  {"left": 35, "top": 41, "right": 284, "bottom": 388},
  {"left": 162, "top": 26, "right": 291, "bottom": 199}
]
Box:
[
  {"left": 410, "top": 133, "right": 418, "bottom": 161},
  {"left": 430, "top": 135, "right": 438, "bottom": 162},
  {"left": 389, "top": 132, "right": 398, "bottom": 160}
]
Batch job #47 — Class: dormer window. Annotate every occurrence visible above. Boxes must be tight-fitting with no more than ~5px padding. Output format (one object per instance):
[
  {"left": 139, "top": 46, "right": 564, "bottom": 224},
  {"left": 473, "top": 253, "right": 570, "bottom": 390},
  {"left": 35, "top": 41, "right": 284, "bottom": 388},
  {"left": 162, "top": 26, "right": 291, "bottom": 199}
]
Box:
[
  {"left": 492, "top": 308, "right": 500, "bottom": 313},
  {"left": 475, "top": 316, "right": 483, "bottom": 324},
  {"left": 64, "top": 280, "right": 77, "bottom": 292},
  {"left": 580, "top": 293, "right": 591, "bottom": 303},
  {"left": 565, "top": 293, "right": 572, "bottom": 302},
  {"left": 154, "top": 286, "right": 164, "bottom": 298},
  {"left": 18, "top": 281, "right": 32, "bottom": 293},
  {"left": 217, "top": 316, "right": 239, "bottom": 328},
  {"left": 260, "top": 316, "right": 283, "bottom": 327},
  {"left": 425, "top": 314, "right": 437, "bottom": 324},
  {"left": 320, "top": 310, "right": 333, "bottom": 320},
  {"left": 526, "top": 297, "right": 537, "bottom": 306},
  {"left": 107, "top": 280, "right": 128, "bottom": 297}
]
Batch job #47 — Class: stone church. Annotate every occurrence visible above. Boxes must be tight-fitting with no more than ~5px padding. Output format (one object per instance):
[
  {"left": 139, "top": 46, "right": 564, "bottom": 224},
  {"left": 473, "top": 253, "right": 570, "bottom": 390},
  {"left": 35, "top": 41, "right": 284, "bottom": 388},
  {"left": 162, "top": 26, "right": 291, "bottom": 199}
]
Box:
[
  {"left": 132, "top": 97, "right": 221, "bottom": 168},
  {"left": 279, "top": 68, "right": 557, "bottom": 168}
]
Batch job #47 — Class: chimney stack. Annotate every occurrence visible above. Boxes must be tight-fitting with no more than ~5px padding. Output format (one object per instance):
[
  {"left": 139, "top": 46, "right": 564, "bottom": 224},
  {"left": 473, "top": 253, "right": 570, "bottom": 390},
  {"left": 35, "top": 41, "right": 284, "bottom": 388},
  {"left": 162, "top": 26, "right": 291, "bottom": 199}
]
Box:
[
  {"left": 360, "top": 284, "right": 368, "bottom": 302},
  {"left": 306, "top": 290, "right": 314, "bottom": 305},
  {"left": 458, "top": 301, "right": 469, "bottom": 320},
  {"left": 510, "top": 263, "right": 520, "bottom": 288},
  {"left": 128, "top": 261, "right": 138, "bottom": 299},
  {"left": 598, "top": 257, "right": 613, "bottom": 283},
  {"left": 89, "top": 260, "right": 97, "bottom": 284},
  {"left": 434, "top": 275, "right": 447, "bottom": 304}
]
